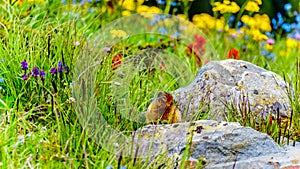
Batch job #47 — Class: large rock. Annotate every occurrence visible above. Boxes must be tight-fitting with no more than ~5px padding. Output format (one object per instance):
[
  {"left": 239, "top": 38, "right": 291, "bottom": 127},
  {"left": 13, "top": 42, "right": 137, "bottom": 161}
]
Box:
[
  {"left": 132, "top": 120, "right": 300, "bottom": 168},
  {"left": 173, "top": 59, "right": 291, "bottom": 121}
]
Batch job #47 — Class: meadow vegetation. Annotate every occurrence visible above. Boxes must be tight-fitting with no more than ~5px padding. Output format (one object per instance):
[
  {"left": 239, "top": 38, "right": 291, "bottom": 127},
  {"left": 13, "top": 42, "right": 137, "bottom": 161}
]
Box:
[{"left": 0, "top": 0, "right": 300, "bottom": 168}]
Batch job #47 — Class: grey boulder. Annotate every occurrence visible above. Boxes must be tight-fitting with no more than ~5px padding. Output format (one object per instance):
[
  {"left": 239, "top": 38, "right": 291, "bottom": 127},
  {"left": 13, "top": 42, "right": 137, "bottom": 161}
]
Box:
[
  {"left": 173, "top": 59, "right": 291, "bottom": 121},
  {"left": 132, "top": 120, "right": 300, "bottom": 169}
]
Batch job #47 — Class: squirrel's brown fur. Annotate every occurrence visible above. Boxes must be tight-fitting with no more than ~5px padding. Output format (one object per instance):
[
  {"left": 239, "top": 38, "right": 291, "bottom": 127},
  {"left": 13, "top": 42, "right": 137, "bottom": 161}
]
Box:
[{"left": 146, "top": 92, "right": 181, "bottom": 124}]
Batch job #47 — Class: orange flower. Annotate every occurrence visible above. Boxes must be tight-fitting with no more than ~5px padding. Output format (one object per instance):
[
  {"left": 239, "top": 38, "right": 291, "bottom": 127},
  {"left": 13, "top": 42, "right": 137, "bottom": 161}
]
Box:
[
  {"left": 185, "top": 34, "right": 206, "bottom": 66},
  {"left": 112, "top": 54, "right": 122, "bottom": 70},
  {"left": 227, "top": 48, "right": 239, "bottom": 59}
]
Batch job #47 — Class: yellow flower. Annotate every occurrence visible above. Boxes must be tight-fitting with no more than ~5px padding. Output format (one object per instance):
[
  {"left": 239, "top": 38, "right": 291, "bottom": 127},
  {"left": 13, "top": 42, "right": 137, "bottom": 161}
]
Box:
[
  {"left": 250, "top": 29, "right": 268, "bottom": 41},
  {"left": 136, "top": 5, "right": 149, "bottom": 13},
  {"left": 192, "top": 13, "right": 216, "bottom": 29},
  {"left": 241, "top": 15, "right": 256, "bottom": 27},
  {"left": 148, "top": 6, "right": 162, "bottom": 13},
  {"left": 224, "top": 0, "right": 230, "bottom": 5},
  {"left": 254, "top": 14, "right": 272, "bottom": 31},
  {"left": 122, "top": 10, "right": 131, "bottom": 16},
  {"left": 177, "top": 14, "right": 187, "bottom": 21},
  {"left": 216, "top": 17, "right": 229, "bottom": 31},
  {"left": 241, "top": 14, "right": 272, "bottom": 32},
  {"left": 110, "top": 30, "right": 127, "bottom": 39},
  {"left": 265, "top": 44, "right": 273, "bottom": 51},
  {"left": 213, "top": 0, "right": 240, "bottom": 14},
  {"left": 120, "top": 0, "right": 135, "bottom": 11},
  {"left": 253, "top": 0, "right": 262, "bottom": 5},
  {"left": 136, "top": 5, "right": 162, "bottom": 13},
  {"left": 245, "top": 1, "right": 260, "bottom": 12},
  {"left": 286, "top": 38, "right": 298, "bottom": 48}
]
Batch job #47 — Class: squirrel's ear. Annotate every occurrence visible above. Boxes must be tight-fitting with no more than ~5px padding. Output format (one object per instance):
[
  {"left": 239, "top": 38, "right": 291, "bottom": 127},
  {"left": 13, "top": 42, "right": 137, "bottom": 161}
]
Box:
[{"left": 157, "top": 92, "right": 165, "bottom": 97}]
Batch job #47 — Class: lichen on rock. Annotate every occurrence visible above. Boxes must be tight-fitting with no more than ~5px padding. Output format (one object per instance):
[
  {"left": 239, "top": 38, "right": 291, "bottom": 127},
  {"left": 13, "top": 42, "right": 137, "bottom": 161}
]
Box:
[{"left": 173, "top": 59, "right": 292, "bottom": 122}]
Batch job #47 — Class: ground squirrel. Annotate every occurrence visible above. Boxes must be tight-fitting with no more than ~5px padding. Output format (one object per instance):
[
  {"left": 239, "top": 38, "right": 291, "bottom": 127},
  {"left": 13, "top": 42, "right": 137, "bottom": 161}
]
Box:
[{"left": 145, "top": 92, "right": 181, "bottom": 124}]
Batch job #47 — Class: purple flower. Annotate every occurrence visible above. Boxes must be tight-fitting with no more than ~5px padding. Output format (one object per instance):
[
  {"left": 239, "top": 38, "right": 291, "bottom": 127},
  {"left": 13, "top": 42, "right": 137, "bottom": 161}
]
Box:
[
  {"left": 22, "top": 74, "right": 28, "bottom": 80},
  {"left": 103, "top": 47, "right": 111, "bottom": 52},
  {"left": 58, "top": 62, "right": 64, "bottom": 73},
  {"left": 64, "top": 65, "right": 70, "bottom": 73},
  {"left": 50, "top": 67, "right": 57, "bottom": 75},
  {"left": 40, "top": 70, "right": 45, "bottom": 77},
  {"left": 21, "top": 60, "right": 28, "bottom": 70},
  {"left": 267, "top": 38, "right": 275, "bottom": 45},
  {"left": 40, "top": 70, "right": 46, "bottom": 81},
  {"left": 295, "top": 33, "right": 300, "bottom": 40},
  {"left": 32, "top": 67, "right": 39, "bottom": 77}
]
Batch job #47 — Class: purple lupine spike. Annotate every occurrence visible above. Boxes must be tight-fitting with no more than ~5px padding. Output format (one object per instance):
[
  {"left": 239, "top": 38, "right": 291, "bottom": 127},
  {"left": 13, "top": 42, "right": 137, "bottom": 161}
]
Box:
[
  {"left": 32, "top": 67, "right": 39, "bottom": 77},
  {"left": 50, "top": 67, "right": 57, "bottom": 75},
  {"left": 21, "top": 60, "right": 28, "bottom": 70}
]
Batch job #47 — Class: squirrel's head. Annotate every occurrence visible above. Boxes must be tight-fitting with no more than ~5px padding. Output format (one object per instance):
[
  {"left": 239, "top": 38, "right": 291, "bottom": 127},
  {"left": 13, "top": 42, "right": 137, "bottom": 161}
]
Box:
[{"left": 145, "top": 92, "right": 181, "bottom": 124}]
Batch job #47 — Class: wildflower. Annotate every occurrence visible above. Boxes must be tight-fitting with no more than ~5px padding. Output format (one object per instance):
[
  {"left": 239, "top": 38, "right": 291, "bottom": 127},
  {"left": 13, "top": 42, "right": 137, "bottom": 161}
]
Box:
[
  {"left": 260, "top": 49, "right": 268, "bottom": 56},
  {"left": 282, "top": 23, "right": 291, "bottom": 32},
  {"left": 21, "top": 60, "right": 28, "bottom": 70},
  {"left": 295, "top": 33, "right": 300, "bottom": 40},
  {"left": 50, "top": 67, "right": 57, "bottom": 75},
  {"left": 106, "top": 166, "right": 113, "bottom": 169},
  {"left": 110, "top": 29, "right": 127, "bottom": 38},
  {"left": 58, "top": 62, "right": 64, "bottom": 73},
  {"left": 40, "top": 70, "right": 45, "bottom": 81},
  {"left": 245, "top": 1, "right": 260, "bottom": 12},
  {"left": 171, "top": 31, "right": 181, "bottom": 39},
  {"left": 265, "top": 44, "right": 273, "bottom": 51},
  {"left": 147, "top": 6, "right": 162, "bottom": 13},
  {"left": 212, "top": 0, "right": 240, "bottom": 14},
  {"left": 170, "top": 1, "right": 177, "bottom": 7},
  {"left": 253, "top": 0, "right": 262, "bottom": 5},
  {"left": 186, "top": 35, "right": 206, "bottom": 66},
  {"left": 120, "top": 0, "right": 135, "bottom": 11},
  {"left": 79, "top": 0, "right": 92, "bottom": 6},
  {"left": 158, "top": 27, "right": 168, "bottom": 35},
  {"left": 65, "top": 65, "right": 70, "bottom": 73},
  {"left": 251, "top": 29, "right": 268, "bottom": 41},
  {"left": 193, "top": 13, "right": 216, "bottom": 30},
  {"left": 103, "top": 47, "right": 111, "bottom": 52},
  {"left": 136, "top": 5, "right": 150, "bottom": 13},
  {"left": 112, "top": 54, "right": 122, "bottom": 70},
  {"left": 286, "top": 38, "right": 298, "bottom": 48},
  {"left": 267, "top": 53, "right": 275, "bottom": 61},
  {"left": 227, "top": 48, "right": 239, "bottom": 59},
  {"left": 32, "top": 67, "right": 39, "bottom": 77},
  {"left": 284, "top": 3, "right": 292, "bottom": 11},
  {"left": 122, "top": 10, "right": 131, "bottom": 16},
  {"left": 157, "top": 0, "right": 166, "bottom": 5},
  {"left": 228, "top": 15, "right": 235, "bottom": 27},
  {"left": 22, "top": 74, "right": 28, "bottom": 80},
  {"left": 74, "top": 41, "right": 80, "bottom": 46},
  {"left": 267, "top": 38, "right": 275, "bottom": 45}
]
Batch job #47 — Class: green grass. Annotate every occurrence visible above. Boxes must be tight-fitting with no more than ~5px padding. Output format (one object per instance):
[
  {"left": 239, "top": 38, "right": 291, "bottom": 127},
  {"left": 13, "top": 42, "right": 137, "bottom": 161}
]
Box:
[{"left": 0, "top": 1, "right": 300, "bottom": 168}]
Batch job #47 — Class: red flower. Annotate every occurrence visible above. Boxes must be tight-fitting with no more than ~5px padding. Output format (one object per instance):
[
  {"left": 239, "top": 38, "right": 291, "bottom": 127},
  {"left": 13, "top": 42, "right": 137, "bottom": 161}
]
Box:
[
  {"left": 160, "top": 63, "right": 166, "bottom": 69},
  {"left": 269, "top": 116, "right": 273, "bottom": 125},
  {"left": 185, "top": 34, "right": 206, "bottom": 66},
  {"left": 112, "top": 54, "right": 122, "bottom": 70},
  {"left": 227, "top": 48, "right": 239, "bottom": 59}
]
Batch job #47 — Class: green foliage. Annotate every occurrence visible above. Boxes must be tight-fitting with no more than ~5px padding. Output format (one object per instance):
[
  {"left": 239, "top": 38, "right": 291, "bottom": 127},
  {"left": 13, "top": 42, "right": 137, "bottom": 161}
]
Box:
[{"left": 0, "top": 1, "right": 299, "bottom": 168}]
